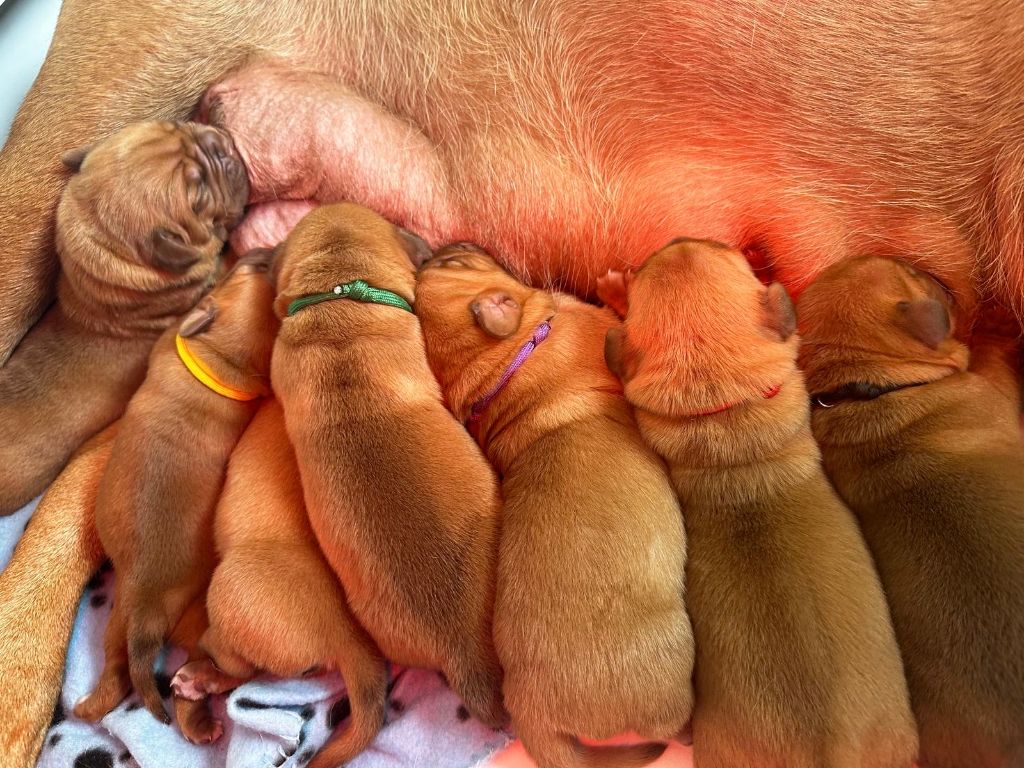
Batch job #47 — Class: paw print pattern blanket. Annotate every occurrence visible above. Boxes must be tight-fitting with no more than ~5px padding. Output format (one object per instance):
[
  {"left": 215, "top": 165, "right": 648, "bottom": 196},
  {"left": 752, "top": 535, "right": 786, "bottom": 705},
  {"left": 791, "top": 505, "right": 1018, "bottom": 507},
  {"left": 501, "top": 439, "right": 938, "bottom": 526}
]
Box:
[{"left": 1, "top": 499, "right": 509, "bottom": 768}]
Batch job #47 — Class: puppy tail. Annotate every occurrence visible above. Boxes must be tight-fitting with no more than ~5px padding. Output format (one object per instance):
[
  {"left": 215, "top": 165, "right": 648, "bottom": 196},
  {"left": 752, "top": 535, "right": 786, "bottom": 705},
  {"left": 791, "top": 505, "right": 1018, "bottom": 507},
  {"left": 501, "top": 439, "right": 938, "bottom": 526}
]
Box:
[
  {"left": 127, "top": 609, "right": 171, "bottom": 724},
  {"left": 307, "top": 644, "right": 388, "bottom": 768},
  {"left": 518, "top": 725, "right": 667, "bottom": 768}
]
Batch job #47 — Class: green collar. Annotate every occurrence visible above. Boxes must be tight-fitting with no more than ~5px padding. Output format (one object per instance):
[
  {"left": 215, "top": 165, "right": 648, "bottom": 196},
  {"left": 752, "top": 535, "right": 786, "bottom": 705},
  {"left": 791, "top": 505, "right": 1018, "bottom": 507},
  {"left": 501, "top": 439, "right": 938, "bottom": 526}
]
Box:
[{"left": 286, "top": 279, "right": 414, "bottom": 317}]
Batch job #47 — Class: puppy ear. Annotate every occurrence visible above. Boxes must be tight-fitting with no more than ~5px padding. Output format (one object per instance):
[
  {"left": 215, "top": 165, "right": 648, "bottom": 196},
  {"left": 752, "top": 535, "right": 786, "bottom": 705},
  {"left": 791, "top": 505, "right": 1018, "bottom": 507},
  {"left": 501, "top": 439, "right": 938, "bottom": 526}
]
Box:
[
  {"left": 61, "top": 144, "right": 94, "bottom": 172},
  {"left": 596, "top": 270, "right": 633, "bottom": 318},
  {"left": 605, "top": 326, "right": 626, "bottom": 379},
  {"left": 396, "top": 227, "right": 433, "bottom": 268},
  {"left": 471, "top": 291, "right": 522, "bottom": 339},
  {"left": 897, "top": 297, "right": 951, "bottom": 349},
  {"left": 762, "top": 282, "right": 797, "bottom": 341},
  {"left": 179, "top": 299, "right": 219, "bottom": 337},
  {"left": 147, "top": 228, "right": 202, "bottom": 274}
]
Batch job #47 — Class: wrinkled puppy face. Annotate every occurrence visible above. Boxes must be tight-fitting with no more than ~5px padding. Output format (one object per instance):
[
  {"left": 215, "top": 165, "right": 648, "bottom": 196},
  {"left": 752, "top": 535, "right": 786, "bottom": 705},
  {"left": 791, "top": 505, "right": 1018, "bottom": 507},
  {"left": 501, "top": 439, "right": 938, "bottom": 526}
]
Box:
[
  {"left": 604, "top": 238, "right": 797, "bottom": 418},
  {"left": 272, "top": 202, "right": 426, "bottom": 318},
  {"left": 796, "top": 256, "right": 963, "bottom": 375},
  {"left": 179, "top": 247, "right": 279, "bottom": 386},
  {"left": 415, "top": 244, "right": 545, "bottom": 392},
  {"left": 62, "top": 121, "right": 249, "bottom": 276}
]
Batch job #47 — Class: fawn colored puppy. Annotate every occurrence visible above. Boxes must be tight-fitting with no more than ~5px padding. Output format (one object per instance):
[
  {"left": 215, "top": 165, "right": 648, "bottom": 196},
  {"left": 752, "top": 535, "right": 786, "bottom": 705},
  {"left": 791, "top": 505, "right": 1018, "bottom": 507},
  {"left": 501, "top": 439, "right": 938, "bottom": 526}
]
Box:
[
  {"left": 798, "top": 255, "right": 1024, "bottom": 768},
  {"left": 270, "top": 203, "right": 505, "bottom": 728},
  {"left": 0, "top": 121, "right": 247, "bottom": 515},
  {"left": 599, "top": 238, "right": 917, "bottom": 768},
  {"left": 415, "top": 244, "right": 694, "bottom": 768},
  {"left": 74, "top": 250, "right": 277, "bottom": 742},
  {"left": 171, "top": 399, "right": 387, "bottom": 768}
]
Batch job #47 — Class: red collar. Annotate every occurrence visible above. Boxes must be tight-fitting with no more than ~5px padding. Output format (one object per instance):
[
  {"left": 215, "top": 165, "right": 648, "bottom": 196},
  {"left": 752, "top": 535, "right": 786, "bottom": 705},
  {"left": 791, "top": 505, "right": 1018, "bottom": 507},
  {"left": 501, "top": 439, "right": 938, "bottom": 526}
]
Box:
[{"left": 684, "top": 382, "right": 782, "bottom": 418}]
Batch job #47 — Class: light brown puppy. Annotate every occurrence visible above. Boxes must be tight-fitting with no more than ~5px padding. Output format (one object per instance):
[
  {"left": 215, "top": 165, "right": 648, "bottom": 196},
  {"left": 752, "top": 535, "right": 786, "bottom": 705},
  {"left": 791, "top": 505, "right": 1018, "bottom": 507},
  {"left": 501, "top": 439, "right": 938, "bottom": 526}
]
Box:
[
  {"left": 415, "top": 245, "right": 694, "bottom": 768},
  {"left": 74, "top": 249, "right": 278, "bottom": 742},
  {"left": 170, "top": 399, "right": 387, "bottom": 768},
  {"left": 600, "top": 239, "right": 917, "bottom": 768},
  {"left": 0, "top": 120, "right": 248, "bottom": 516},
  {"left": 271, "top": 203, "right": 505, "bottom": 728},
  {"left": 797, "top": 256, "right": 1024, "bottom": 768},
  {"left": 0, "top": 423, "right": 115, "bottom": 763}
]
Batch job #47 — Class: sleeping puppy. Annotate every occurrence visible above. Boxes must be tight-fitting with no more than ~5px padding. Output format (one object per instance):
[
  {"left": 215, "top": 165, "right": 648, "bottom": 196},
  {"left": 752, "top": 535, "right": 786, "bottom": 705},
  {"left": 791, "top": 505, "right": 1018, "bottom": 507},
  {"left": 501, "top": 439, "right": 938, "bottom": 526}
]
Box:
[
  {"left": 171, "top": 399, "right": 387, "bottom": 768},
  {"left": 0, "top": 120, "right": 248, "bottom": 515},
  {"left": 415, "top": 245, "right": 694, "bottom": 768},
  {"left": 797, "top": 256, "right": 1024, "bottom": 768},
  {"left": 599, "top": 239, "right": 917, "bottom": 768},
  {"left": 271, "top": 203, "right": 505, "bottom": 728},
  {"left": 73, "top": 249, "right": 277, "bottom": 742}
]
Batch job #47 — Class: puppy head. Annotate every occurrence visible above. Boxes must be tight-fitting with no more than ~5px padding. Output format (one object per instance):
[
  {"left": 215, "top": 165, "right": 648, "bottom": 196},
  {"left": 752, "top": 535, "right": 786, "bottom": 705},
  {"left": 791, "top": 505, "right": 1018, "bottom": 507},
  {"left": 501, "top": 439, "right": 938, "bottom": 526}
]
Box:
[
  {"left": 796, "top": 256, "right": 969, "bottom": 391},
  {"left": 178, "top": 247, "right": 279, "bottom": 392},
  {"left": 415, "top": 243, "right": 553, "bottom": 397},
  {"left": 273, "top": 203, "right": 422, "bottom": 318},
  {"left": 59, "top": 121, "right": 249, "bottom": 280},
  {"left": 605, "top": 237, "right": 798, "bottom": 419}
]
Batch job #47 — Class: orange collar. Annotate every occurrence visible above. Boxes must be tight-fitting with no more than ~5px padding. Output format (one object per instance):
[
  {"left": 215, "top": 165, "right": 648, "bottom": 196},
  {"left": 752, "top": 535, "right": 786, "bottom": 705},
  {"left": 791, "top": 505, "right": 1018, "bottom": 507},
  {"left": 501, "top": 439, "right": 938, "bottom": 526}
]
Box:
[{"left": 175, "top": 334, "right": 260, "bottom": 402}]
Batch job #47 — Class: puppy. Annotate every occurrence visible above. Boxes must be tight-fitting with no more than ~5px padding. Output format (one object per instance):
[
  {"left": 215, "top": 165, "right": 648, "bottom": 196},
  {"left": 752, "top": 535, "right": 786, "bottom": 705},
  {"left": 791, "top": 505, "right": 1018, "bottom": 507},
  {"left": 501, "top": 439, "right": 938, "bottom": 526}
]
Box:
[
  {"left": 0, "top": 423, "right": 115, "bottom": 765},
  {"left": 74, "top": 249, "right": 277, "bottom": 742},
  {"left": 0, "top": 120, "right": 248, "bottom": 516},
  {"left": 171, "top": 399, "right": 387, "bottom": 768},
  {"left": 599, "top": 239, "right": 917, "bottom": 768},
  {"left": 271, "top": 203, "right": 505, "bottom": 728},
  {"left": 415, "top": 245, "right": 694, "bottom": 768},
  {"left": 797, "top": 255, "right": 1024, "bottom": 768}
]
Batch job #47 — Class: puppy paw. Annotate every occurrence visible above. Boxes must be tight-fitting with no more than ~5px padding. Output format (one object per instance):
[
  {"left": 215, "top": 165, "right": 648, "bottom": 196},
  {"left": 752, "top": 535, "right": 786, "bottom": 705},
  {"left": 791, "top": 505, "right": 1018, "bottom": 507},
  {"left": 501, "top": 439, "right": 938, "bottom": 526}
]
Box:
[
  {"left": 596, "top": 269, "right": 631, "bottom": 318},
  {"left": 170, "top": 661, "right": 212, "bottom": 701}
]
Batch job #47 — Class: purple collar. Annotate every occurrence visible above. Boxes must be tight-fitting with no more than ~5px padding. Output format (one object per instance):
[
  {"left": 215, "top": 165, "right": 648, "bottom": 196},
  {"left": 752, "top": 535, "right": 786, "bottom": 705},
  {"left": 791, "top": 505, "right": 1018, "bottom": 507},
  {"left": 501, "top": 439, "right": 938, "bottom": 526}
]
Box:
[{"left": 467, "top": 319, "right": 552, "bottom": 433}]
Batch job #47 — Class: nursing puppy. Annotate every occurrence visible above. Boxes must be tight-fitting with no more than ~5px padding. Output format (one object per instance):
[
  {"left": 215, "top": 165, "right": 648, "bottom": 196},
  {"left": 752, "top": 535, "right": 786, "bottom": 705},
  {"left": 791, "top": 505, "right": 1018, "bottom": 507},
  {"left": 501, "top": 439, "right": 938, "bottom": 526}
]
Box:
[
  {"left": 416, "top": 245, "right": 694, "bottom": 768},
  {"left": 0, "top": 120, "right": 248, "bottom": 515},
  {"left": 74, "top": 249, "right": 277, "bottom": 742},
  {"left": 171, "top": 399, "right": 387, "bottom": 768},
  {"left": 271, "top": 203, "right": 505, "bottom": 728},
  {"left": 798, "top": 256, "right": 1024, "bottom": 768},
  {"left": 600, "top": 239, "right": 916, "bottom": 768}
]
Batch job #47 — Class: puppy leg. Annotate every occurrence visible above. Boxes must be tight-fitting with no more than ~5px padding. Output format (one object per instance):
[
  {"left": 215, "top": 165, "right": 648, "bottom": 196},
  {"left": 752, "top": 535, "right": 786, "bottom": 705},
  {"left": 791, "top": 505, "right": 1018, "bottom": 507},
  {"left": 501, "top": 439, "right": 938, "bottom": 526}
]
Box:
[
  {"left": 0, "top": 425, "right": 113, "bottom": 764},
  {"left": 0, "top": 0, "right": 285, "bottom": 362},
  {"left": 168, "top": 599, "right": 223, "bottom": 744},
  {"left": 446, "top": 649, "right": 507, "bottom": 730},
  {"left": 308, "top": 612, "right": 388, "bottom": 768},
  {"left": 73, "top": 598, "right": 130, "bottom": 720}
]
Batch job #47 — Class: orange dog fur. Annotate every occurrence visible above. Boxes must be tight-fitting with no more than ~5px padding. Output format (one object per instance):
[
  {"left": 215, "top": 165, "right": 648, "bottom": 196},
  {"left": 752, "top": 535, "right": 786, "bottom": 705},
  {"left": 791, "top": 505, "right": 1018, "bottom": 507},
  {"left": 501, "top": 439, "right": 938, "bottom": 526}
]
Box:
[
  {"left": 270, "top": 203, "right": 505, "bottom": 728},
  {"left": 0, "top": 423, "right": 115, "bottom": 762},
  {"left": 0, "top": 121, "right": 247, "bottom": 516},
  {"left": 171, "top": 398, "right": 387, "bottom": 768},
  {"left": 74, "top": 250, "right": 278, "bottom": 742},
  {"left": 797, "top": 256, "right": 1024, "bottom": 768},
  {"left": 600, "top": 239, "right": 917, "bottom": 768},
  {"left": 415, "top": 245, "right": 694, "bottom": 768}
]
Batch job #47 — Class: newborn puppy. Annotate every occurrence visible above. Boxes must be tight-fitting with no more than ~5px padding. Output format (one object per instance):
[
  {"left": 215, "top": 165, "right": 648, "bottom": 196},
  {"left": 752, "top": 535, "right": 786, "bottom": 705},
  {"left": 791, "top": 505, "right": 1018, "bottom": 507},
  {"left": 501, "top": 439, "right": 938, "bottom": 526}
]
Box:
[
  {"left": 798, "top": 256, "right": 1024, "bottom": 768},
  {"left": 171, "top": 399, "right": 387, "bottom": 768},
  {"left": 0, "top": 120, "right": 248, "bottom": 515},
  {"left": 271, "top": 203, "right": 505, "bottom": 728},
  {"left": 415, "top": 245, "right": 694, "bottom": 768},
  {"left": 600, "top": 239, "right": 917, "bottom": 768},
  {"left": 74, "top": 249, "right": 277, "bottom": 742}
]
